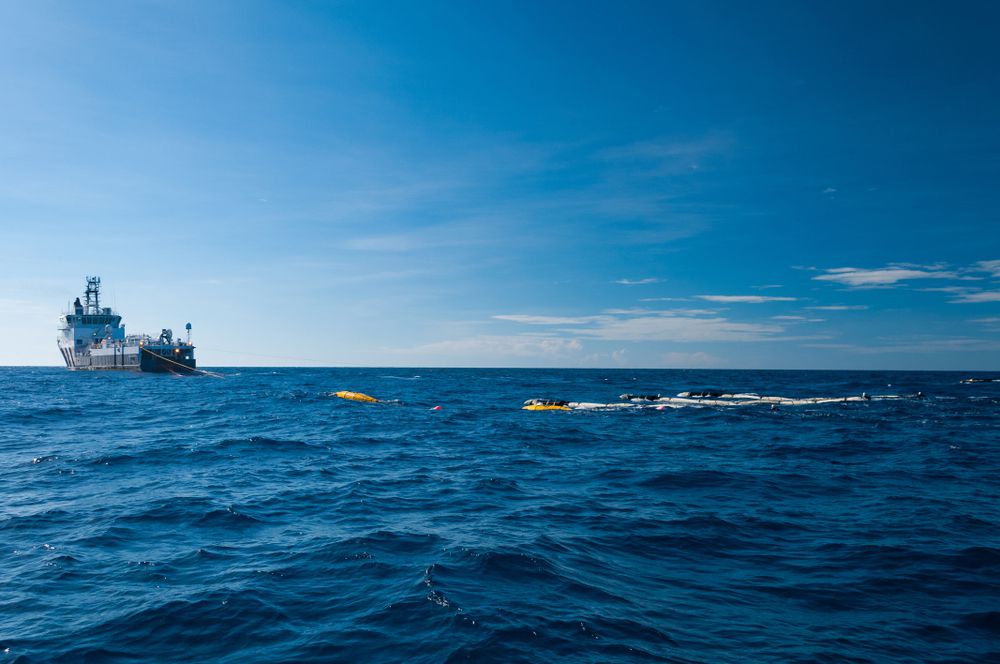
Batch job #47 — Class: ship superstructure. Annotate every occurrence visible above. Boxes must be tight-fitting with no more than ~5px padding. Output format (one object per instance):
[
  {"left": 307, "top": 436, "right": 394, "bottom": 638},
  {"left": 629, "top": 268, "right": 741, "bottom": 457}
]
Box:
[{"left": 57, "top": 277, "right": 196, "bottom": 372}]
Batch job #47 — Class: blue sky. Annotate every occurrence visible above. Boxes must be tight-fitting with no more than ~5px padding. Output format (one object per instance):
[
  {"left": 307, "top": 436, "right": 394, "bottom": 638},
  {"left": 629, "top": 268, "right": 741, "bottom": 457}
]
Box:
[{"left": 1, "top": 1, "right": 998, "bottom": 368}]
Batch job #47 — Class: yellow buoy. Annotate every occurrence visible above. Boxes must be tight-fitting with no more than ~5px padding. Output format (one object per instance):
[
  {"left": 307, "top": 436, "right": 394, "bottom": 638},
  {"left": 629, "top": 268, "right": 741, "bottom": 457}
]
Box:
[
  {"left": 522, "top": 399, "right": 570, "bottom": 411},
  {"left": 334, "top": 390, "right": 380, "bottom": 403}
]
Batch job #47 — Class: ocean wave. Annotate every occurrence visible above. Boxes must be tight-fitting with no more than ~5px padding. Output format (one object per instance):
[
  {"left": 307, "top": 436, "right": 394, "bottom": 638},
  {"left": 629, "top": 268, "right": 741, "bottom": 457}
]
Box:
[
  {"left": 55, "top": 591, "right": 294, "bottom": 661},
  {"left": 3, "top": 367, "right": 998, "bottom": 663}
]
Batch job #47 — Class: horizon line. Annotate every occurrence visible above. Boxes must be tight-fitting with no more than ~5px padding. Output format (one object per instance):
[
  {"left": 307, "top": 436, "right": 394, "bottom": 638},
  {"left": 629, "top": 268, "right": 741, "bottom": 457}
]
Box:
[{"left": 1, "top": 364, "right": 995, "bottom": 373}]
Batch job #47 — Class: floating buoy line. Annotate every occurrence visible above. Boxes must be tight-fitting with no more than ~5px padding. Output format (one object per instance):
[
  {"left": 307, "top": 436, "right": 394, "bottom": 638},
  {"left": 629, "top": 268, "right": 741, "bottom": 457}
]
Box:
[
  {"left": 325, "top": 388, "right": 928, "bottom": 413},
  {"left": 522, "top": 390, "right": 927, "bottom": 411}
]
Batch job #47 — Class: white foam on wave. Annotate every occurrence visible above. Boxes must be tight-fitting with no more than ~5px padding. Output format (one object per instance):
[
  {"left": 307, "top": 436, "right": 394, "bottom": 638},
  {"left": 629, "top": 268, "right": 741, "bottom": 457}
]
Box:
[{"left": 556, "top": 392, "right": 921, "bottom": 411}]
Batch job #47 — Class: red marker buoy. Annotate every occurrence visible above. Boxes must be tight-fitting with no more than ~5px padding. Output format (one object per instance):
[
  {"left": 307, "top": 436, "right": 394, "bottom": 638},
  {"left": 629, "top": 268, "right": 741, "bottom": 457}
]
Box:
[{"left": 431, "top": 405, "right": 442, "bottom": 411}]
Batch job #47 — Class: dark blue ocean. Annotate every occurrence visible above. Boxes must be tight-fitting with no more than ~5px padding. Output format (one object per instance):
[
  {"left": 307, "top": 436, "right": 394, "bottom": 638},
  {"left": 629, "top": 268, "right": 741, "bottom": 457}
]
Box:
[{"left": 2, "top": 368, "right": 998, "bottom": 663}]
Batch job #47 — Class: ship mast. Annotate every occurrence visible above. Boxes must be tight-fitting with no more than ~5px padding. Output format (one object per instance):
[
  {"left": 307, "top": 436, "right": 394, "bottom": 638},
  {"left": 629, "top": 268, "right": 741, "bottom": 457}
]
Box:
[{"left": 84, "top": 276, "right": 101, "bottom": 314}]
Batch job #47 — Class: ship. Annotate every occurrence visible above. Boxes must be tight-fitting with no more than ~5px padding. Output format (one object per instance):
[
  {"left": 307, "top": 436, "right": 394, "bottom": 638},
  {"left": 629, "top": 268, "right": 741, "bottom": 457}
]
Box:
[{"left": 57, "top": 276, "right": 197, "bottom": 373}]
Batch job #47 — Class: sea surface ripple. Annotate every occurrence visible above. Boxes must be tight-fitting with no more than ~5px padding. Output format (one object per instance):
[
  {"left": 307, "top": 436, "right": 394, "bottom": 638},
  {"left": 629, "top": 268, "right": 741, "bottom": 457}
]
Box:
[{"left": 1, "top": 368, "right": 998, "bottom": 663}]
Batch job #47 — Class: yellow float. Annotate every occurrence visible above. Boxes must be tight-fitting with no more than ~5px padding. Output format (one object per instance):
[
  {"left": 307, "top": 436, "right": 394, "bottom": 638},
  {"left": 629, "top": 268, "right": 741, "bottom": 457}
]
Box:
[
  {"left": 334, "top": 390, "right": 380, "bottom": 403},
  {"left": 522, "top": 399, "right": 570, "bottom": 411}
]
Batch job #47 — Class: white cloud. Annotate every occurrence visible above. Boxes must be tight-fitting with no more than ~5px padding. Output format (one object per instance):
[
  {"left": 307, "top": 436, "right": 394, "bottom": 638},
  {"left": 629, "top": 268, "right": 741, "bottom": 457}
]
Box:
[
  {"left": 918, "top": 286, "right": 970, "bottom": 294},
  {"left": 571, "top": 315, "right": 783, "bottom": 342},
  {"left": 803, "top": 338, "right": 1000, "bottom": 354},
  {"left": 772, "top": 315, "right": 824, "bottom": 322},
  {"left": 808, "top": 305, "right": 869, "bottom": 311},
  {"left": 950, "top": 291, "right": 1000, "bottom": 304},
  {"left": 601, "top": 308, "right": 718, "bottom": 316},
  {"left": 973, "top": 260, "right": 1000, "bottom": 277},
  {"left": 497, "top": 309, "right": 722, "bottom": 324},
  {"left": 695, "top": 295, "right": 797, "bottom": 303},
  {"left": 493, "top": 314, "right": 603, "bottom": 325},
  {"left": 814, "top": 266, "right": 960, "bottom": 287},
  {"left": 498, "top": 307, "right": 792, "bottom": 343},
  {"left": 613, "top": 278, "right": 661, "bottom": 285}
]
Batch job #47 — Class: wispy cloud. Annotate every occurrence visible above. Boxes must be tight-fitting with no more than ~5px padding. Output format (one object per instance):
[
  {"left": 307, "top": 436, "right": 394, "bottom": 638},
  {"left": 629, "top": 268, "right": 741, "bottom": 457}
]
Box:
[
  {"left": 967, "top": 317, "right": 1000, "bottom": 332},
  {"left": 813, "top": 260, "right": 998, "bottom": 290},
  {"left": 803, "top": 338, "right": 1000, "bottom": 354},
  {"left": 808, "top": 305, "right": 869, "bottom": 311},
  {"left": 281, "top": 131, "right": 731, "bottom": 259},
  {"left": 814, "top": 265, "right": 962, "bottom": 287},
  {"left": 772, "top": 315, "right": 824, "bottom": 322},
  {"left": 695, "top": 295, "right": 797, "bottom": 303},
  {"left": 973, "top": 260, "right": 1000, "bottom": 277},
  {"left": 915, "top": 282, "right": 1000, "bottom": 304},
  {"left": 969, "top": 317, "right": 1000, "bottom": 332},
  {"left": 493, "top": 314, "right": 602, "bottom": 325},
  {"left": 571, "top": 315, "right": 784, "bottom": 342},
  {"left": 602, "top": 308, "right": 718, "bottom": 316},
  {"left": 597, "top": 133, "right": 733, "bottom": 175},
  {"left": 613, "top": 278, "right": 661, "bottom": 285},
  {"left": 917, "top": 286, "right": 970, "bottom": 294},
  {"left": 494, "top": 310, "right": 785, "bottom": 342},
  {"left": 497, "top": 308, "right": 789, "bottom": 342},
  {"left": 950, "top": 291, "right": 1000, "bottom": 303}
]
